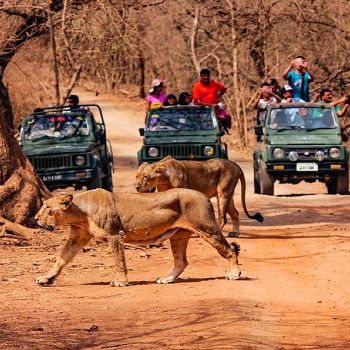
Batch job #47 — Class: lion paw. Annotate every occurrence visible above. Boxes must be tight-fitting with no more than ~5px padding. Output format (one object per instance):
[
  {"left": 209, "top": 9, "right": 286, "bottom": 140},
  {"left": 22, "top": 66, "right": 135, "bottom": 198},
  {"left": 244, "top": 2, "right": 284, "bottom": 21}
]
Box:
[
  {"left": 228, "top": 231, "right": 239, "bottom": 238},
  {"left": 36, "top": 276, "right": 54, "bottom": 285},
  {"left": 156, "top": 277, "right": 175, "bottom": 284},
  {"left": 225, "top": 271, "right": 241, "bottom": 280},
  {"left": 110, "top": 280, "right": 128, "bottom": 287}
]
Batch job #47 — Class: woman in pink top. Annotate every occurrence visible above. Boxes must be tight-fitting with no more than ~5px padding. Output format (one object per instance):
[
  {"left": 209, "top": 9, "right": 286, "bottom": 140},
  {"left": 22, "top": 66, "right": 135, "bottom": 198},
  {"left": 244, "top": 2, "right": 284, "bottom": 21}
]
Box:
[{"left": 146, "top": 79, "right": 167, "bottom": 111}]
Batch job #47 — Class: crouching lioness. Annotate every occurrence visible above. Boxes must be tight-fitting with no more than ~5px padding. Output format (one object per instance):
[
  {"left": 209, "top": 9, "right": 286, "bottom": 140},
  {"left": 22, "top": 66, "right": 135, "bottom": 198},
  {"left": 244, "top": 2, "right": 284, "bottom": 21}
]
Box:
[{"left": 35, "top": 188, "right": 241, "bottom": 287}]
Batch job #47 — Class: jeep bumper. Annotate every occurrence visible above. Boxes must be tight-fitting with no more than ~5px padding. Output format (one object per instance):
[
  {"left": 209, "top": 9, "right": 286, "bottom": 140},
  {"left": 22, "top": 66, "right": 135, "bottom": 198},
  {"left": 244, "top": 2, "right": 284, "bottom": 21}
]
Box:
[
  {"left": 37, "top": 168, "right": 98, "bottom": 189},
  {"left": 265, "top": 160, "right": 347, "bottom": 181}
]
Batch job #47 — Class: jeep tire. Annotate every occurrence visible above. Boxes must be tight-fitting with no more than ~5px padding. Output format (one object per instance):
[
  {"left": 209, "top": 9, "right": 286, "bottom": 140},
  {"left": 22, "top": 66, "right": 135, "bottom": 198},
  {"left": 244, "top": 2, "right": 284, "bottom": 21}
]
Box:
[
  {"left": 326, "top": 181, "right": 337, "bottom": 194},
  {"left": 336, "top": 171, "right": 349, "bottom": 195},
  {"left": 88, "top": 167, "right": 102, "bottom": 190},
  {"left": 260, "top": 161, "right": 274, "bottom": 195},
  {"left": 102, "top": 165, "right": 113, "bottom": 192},
  {"left": 254, "top": 161, "right": 261, "bottom": 194}
]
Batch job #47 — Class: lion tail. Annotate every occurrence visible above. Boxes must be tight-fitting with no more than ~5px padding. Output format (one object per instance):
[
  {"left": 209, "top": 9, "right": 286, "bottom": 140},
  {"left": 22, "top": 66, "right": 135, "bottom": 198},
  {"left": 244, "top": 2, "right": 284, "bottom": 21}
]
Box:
[{"left": 239, "top": 168, "right": 264, "bottom": 223}]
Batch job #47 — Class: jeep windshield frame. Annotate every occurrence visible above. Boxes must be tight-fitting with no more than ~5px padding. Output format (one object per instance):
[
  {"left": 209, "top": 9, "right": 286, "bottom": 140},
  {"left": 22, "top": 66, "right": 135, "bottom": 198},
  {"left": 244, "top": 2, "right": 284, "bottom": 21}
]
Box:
[
  {"left": 266, "top": 103, "right": 339, "bottom": 132},
  {"left": 145, "top": 106, "right": 218, "bottom": 133}
]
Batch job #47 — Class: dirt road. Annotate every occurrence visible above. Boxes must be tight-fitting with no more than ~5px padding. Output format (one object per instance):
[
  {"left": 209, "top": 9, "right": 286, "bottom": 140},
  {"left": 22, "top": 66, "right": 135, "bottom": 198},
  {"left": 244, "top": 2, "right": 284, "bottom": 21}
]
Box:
[{"left": 1, "top": 92, "right": 350, "bottom": 349}]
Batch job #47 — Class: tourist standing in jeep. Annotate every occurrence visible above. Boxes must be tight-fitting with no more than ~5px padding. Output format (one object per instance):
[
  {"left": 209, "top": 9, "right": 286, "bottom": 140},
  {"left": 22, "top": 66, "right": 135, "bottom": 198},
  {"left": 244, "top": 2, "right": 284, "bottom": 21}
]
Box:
[
  {"left": 282, "top": 56, "right": 314, "bottom": 102},
  {"left": 67, "top": 95, "right": 80, "bottom": 109},
  {"left": 192, "top": 68, "right": 226, "bottom": 106}
]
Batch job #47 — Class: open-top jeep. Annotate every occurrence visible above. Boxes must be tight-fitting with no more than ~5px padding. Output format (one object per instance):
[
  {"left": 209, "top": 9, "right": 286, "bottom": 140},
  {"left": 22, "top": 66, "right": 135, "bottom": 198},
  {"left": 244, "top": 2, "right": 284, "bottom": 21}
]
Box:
[
  {"left": 19, "top": 104, "right": 114, "bottom": 191},
  {"left": 137, "top": 105, "right": 228, "bottom": 164},
  {"left": 254, "top": 103, "right": 349, "bottom": 195}
]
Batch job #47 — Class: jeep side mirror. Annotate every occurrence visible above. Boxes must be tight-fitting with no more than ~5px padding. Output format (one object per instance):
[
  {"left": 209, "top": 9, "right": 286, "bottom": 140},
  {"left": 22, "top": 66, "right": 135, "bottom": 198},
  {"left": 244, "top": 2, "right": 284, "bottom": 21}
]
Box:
[{"left": 139, "top": 128, "right": 145, "bottom": 136}]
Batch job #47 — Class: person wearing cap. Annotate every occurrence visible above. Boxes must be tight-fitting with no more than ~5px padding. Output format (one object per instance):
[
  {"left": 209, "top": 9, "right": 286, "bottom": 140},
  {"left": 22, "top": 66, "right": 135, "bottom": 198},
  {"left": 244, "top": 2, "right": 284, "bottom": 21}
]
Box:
[
  {"left": 282, "top": 56, "right": 314, "bottom": 102},
  {"left": 279, "top": 85, "right": 307, "bottom": 127},
  {"left": 280, "top": 85, "right": 305, "bottom": 103},
  {"left": 192, "top": 68, "right": 226, "bottom": 106},
  {"left": 146, "top": 79, "right": 167, "bottom": 111}
]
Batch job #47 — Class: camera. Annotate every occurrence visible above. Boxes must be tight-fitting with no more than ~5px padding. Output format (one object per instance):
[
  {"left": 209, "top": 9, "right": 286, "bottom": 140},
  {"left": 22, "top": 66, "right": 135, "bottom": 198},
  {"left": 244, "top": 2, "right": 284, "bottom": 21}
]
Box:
[{"left": 346, "top": 95, "right": 350, "bottom": 104}]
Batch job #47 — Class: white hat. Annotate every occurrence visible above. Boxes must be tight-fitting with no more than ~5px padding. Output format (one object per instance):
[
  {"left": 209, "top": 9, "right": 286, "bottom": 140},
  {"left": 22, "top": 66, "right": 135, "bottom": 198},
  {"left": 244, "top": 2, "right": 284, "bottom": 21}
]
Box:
[
  {"left": 149, "top": 78, "right": 165, "bottom": 93},
  {"left": 151, "top": 78, "right": 163, "bottom": 87},
  {"left": 283, "top": 84, "right": 293, "bottom": 92}
]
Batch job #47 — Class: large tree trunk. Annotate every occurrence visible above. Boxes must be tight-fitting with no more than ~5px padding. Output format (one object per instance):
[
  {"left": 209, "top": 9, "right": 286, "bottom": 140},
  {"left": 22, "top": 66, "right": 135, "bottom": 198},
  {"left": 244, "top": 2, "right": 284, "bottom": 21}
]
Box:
[
  {"left": 0, "top": 1, "right": 80, "bottom": 237},
  {"left": 0, "top": 109, "right": 51, "bottom": 229},
  {"left": 0, "top": 75, "right": 14, "bottom": 129}
]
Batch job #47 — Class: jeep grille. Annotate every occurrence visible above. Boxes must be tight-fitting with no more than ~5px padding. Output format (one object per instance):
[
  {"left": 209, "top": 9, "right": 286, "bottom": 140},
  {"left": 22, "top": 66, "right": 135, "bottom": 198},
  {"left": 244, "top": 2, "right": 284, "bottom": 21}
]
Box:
[
  {"left": 29, "top": 155, "right": 73, "bottom": 170},
  {"left": 284, "top": 148, "right": 328, "bottom": 160},
  {"left": 161, "top": 144, "right": 202, "bottom": 158}
]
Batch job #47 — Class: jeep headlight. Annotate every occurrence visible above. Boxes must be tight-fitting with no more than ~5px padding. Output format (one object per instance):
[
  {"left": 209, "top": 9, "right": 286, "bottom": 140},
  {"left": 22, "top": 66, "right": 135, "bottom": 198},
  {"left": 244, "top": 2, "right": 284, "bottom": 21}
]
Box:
[
  {"left": 315, "top": 150, "right": 325, "bottom": 161},
  {"left": 203, "top": 146, "right": 214, "bottom": 156},
  {"left": 75, "top": 155, "right": 85, "bottom": 166},
  {"left": 288, "top": 151, "right": 298, "bottom": 161},
  {"left": 148, "top": 147, "right": 159, "bottom": 157},
  {"left": 273, "top": 148, "right": 284, "bottom": 159},
  {"left": 329, "top": 147, "right": 340, "bottom": 159}
]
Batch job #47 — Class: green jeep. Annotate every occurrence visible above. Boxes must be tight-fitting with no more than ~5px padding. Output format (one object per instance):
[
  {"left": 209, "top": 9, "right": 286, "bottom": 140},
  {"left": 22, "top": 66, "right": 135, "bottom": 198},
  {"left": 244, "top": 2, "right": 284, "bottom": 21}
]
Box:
[
  {"left": 137, "top": 105, "right": 228, "bottom": 164},
  {"left": 19, "top": 105, "right": 114, "bottom": 191},
  {"left": 254, "top": 103, "right": 349, "bottom": 195}
]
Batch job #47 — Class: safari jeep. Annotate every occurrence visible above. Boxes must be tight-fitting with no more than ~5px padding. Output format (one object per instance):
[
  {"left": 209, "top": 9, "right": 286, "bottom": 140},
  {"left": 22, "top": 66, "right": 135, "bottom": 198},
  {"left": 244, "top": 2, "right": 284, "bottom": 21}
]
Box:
[
  {"left": 137, "top": 105, "right": 228, "bottom": 164},
  {"left": 254, "top": 103, "right": 349, "bottom": 195},
  {"left": 19, "top": 105, "right": 114, "bottom": 191}
]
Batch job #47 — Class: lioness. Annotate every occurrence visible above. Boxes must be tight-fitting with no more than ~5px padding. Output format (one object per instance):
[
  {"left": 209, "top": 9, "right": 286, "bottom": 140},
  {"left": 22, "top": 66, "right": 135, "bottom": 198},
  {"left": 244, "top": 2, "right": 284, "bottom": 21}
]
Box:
[
  {"left": 35, "top": 188, "right": 241, "bottom": 286},
  {"left": 136, "top": 156, "right": 263, "bottom": 237}
]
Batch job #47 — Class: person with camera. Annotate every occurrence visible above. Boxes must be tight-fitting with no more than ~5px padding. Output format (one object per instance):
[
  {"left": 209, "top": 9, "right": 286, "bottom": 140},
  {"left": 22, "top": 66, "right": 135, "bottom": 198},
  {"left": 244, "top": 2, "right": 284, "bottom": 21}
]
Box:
[
  {"left": 282, "top": 56, "right": 314, "bottom": 102},
  {"left": 266, "top": 78, "right": 283, "bottom": 98},
  {"left": 312, "top": 88, "right": 350, "bottom": 117},
  {"left": 253, "top": 82, "right": 281, "bottom": 125},
  {"left": 312, "top": 88, "right": 350, "bottom": 141}
]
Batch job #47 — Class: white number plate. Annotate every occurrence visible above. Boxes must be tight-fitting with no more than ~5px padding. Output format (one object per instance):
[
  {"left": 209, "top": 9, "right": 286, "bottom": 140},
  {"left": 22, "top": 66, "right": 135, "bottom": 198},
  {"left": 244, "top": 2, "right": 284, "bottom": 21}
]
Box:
[
  {"left": 296, "top": 163, "right": 318, "bottom": 171},
  {"left": 42, "top": 175, "right": 62, "bottom": 181}
]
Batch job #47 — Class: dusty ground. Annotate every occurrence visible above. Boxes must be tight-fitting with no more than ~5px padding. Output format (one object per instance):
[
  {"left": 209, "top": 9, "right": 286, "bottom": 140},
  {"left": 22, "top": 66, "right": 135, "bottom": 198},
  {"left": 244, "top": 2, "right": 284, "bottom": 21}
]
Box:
[{"left": 1, "top": 91, "right": 350, "bottom": 350}]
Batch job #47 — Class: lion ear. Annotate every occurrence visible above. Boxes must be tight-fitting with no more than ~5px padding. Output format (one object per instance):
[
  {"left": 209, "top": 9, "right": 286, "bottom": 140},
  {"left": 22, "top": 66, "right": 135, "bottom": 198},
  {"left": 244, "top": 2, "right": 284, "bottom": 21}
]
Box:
[
  {"left": 161, "top": 155, "right": 173, "bottom": 162},
  {"left": 154, "top": 164, "right": 165, "bottom": 173},
  {"left": 137, "top": 162, "right": 149, "bottom": 176},
  {"left": 57, "top": 193, "right": 73, "bottom": 211},
  {"left": 139, "top": 162, "right": 149, "bottom": 169}
]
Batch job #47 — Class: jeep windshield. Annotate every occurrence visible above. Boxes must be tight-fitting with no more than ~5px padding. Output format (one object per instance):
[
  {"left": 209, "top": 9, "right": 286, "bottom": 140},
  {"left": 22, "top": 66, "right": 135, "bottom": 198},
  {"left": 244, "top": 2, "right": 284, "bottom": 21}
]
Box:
[
  {"left": 267, "top": 105, "right": 337, "bottom": 131},
  {"left": 22, "top": 111, "right": 91, "bottom": 142},
  {"left": 146, "top": 107, "right": 216, "bottom": 132}
]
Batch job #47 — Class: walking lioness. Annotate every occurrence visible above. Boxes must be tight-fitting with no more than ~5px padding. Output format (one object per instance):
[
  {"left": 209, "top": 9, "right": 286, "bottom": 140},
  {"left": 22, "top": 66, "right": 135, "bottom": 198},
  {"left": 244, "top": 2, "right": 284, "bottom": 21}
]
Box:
[
  {"left": 35, "top": 188, "right": 241, "bottom": 286},
  {"left": 136, "top": 156, "right": 263, "bottom": 237}
]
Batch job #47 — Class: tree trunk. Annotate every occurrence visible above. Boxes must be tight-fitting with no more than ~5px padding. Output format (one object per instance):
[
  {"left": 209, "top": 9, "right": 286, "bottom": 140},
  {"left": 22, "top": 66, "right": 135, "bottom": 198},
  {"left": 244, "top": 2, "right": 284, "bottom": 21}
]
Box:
[
  {"left": 49, "top": 12, "right": 61, "bottom": 106},
  {"left": 0, "top": 75, "right": 14, "bottom": 130},
  {"left": 0, "top": 110, "right": 51, "bottom": 229},
  {"left": 138, "top": 48, "right": 146, "bottom": 98},
  {"left": 190, "top": 7, "right": 201, "bottom": 74}
]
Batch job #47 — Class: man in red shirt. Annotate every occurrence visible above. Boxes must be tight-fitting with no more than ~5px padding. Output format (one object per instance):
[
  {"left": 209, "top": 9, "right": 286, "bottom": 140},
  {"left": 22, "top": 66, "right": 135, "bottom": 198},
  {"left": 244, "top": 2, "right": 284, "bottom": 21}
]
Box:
[{"left": 192, "top": 68, "right": 227, "bottom": 106}]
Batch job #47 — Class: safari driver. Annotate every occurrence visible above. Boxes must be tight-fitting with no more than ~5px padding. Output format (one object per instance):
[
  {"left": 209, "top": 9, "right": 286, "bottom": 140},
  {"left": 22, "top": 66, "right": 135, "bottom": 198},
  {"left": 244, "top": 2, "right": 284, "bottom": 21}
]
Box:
[{"left": 192, "top": 68, "right": 227, "bottom": 106}]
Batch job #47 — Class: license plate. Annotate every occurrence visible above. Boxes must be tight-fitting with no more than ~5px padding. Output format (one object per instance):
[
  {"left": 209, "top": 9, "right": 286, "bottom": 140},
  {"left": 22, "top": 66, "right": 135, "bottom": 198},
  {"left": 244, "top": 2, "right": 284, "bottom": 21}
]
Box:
[
  {"left": 42, "top": 175, "right": 62, "bottom": 181},
  {"left": 296, "top": 163, "right": 318, "bottom": 171}
]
